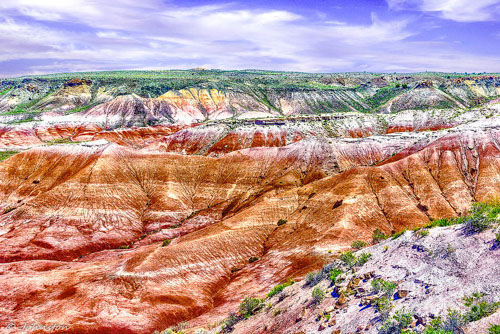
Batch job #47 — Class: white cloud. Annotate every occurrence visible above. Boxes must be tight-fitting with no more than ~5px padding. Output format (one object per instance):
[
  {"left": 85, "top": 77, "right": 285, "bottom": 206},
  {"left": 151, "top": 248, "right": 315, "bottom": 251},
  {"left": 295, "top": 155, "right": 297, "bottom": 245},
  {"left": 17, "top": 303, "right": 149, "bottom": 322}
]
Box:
[
  {"left": 0, "top": 1, "right": 499, "bottom": 76},
  {"left": 387, "top": 0, "right": 500, "bottom": 22}
]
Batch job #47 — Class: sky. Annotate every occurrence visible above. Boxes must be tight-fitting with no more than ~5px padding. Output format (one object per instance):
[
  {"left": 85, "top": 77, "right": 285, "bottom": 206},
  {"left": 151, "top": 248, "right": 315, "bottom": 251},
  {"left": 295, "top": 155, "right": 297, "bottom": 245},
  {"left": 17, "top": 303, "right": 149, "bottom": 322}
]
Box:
[{"left": 1, "top": 0, "right": 500, "bottom": 77}]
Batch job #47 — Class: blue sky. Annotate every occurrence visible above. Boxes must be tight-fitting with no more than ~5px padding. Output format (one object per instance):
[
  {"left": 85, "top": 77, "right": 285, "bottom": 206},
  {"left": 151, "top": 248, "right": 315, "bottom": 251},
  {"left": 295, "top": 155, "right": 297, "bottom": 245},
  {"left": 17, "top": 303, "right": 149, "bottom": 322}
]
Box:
[{"left": 0, "top": 0, "right": 499, "bottom": 77}]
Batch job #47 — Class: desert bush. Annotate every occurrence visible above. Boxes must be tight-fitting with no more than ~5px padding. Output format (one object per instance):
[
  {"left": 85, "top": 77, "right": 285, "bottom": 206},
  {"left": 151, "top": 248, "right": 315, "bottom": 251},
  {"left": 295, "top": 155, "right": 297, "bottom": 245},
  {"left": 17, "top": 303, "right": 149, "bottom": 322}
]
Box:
[
  {"left": 311, "top": 287, "right": 325, "bottom": 304},
  {"left": 351, "top": 240, "right": 367, "bottom": 249},
  {"left": 463, "top": 292, "right": 499, "bottom": 322},
  {"left": 357, "top": 252, "right": 371, "bottom": 266},
  {"left": 248, "top": 256, "right": 259, "bottom": 263},
  {"left": 267, "top": 279, "right": 294, "bottom": 298},
  {"left": 441, "top": 309, "right": 466, "bottom": 334},
  {"left": 489, "top": 324, "right": 500, "bottom": 334},
  {"left": 220, "top": 312, "right": 239, "bottom": 333},
  {"left": 339, "top": 251, "right": 357, "bottom": 268},
  {"left": 463, "top": 215, "right": 492, "bottom": 234},
  {"left": 372, "top": 229, "right": 387, "bottom": 243},
  {"left": 329, "top": 268, "right": 342, "bottom": 284},
  {"left": 238, "top": 297, "right": 263, "bottom": 319},
  {"left": 462, "top": 202, "right": 499, "bottom": 234},
  {"left": 371, "top": 279, "right": 397, "bottom": 297},
  {"left": 305, "top": 271, "right": 317, "bottom": 285},
  {"left": 277, "top": 219, "right": 287, "bottom": 226},
  {"left": 374, "top": 296, "right": 393, "bottom": 319},
  {"left": 379, "top": 309, "right": 413, "bottom": 334},
  {"left": 161, "top": 239, "right": 171, "bottom": 247},
  {"left": 417, "top": 228, "right": 429, "bottom": 237},
  {"left": 391, "top": 229, "right": 407, "bottom": 239}
]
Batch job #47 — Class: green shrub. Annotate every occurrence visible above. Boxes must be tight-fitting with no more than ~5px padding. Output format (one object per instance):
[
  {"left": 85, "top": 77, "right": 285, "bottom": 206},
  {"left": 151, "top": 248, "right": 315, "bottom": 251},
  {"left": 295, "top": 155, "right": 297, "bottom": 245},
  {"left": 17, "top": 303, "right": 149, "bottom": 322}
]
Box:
[
  {"left": 357, "top": 252, "right": 371, "bottom": 266},
  {"left": 220, "top": 312, "right": 239, "bottom": 332},
  {"left": 463, "top": 215, "right": 492, "bottom": 234},
  {"left": 351, "top": 240, "right": 367, "bottom": 249},
  {"left": 248, "top": 256, "right": 259, "bottom": 263},
  {"left": 374, "top": 296, "right": 393, "bottom": 319},
  {"left": 329, "top": 268, "right": 342, "bottom": 283},
  {"left": 417, "top": 228, "right": 429, "bottom": 237},
  {"left": 379, "top": 309, "right": 413, "bottom": 334},
  {"left": 238, "top": 297, "right": 263, "bottom": 319},
  {"left": 462, "top": 292, "right": 499, "bottom": 322},
  {"left": 162, "top": 239, "right": 171, "bottom": 247},
  {"left": 423, "top": 328, "right": 453, "bottom": 334},
  {"left": 465, "top": 300, "right": 499, "bottom": 322},
  {"left": 371, "top": 279, "right": 397, "bottom": 297},
  {"left": 305, "top": 272, "right": 317, "bottom": 285},
  {"left": 489, "top": 324, "right": 500, "bottom": 334},
  {"left": 392, "top": 229, "right": 407, "bottom": 239},
  {"left": 372, "top": 229, "right": 387, "bottom": 243},
  {"left": 496, "top": 232, "right": 500, "bottom": 243},
  {"left": 0, "top": 151, "right": 19, "bottom": 162},
  {"left": 311, "top": 287, "right": 325, "bottom": 304},
  {"left": 424, "top": 218, "right": 460, "bottom": 228},
  {"left": 277, "top": 219, "right": 287, "bottom": 226},
  {"left": 267, "top": 279, "right": 294, "bottom": 298},
  {"left": 441, "top": 309, "right": 466, "bottom": 333},
  {"left": 119, "top": 245, "right": 130, "bottom": 249},
  {"left": 339, "top": 251, "right": 356, "bottom": 268}
]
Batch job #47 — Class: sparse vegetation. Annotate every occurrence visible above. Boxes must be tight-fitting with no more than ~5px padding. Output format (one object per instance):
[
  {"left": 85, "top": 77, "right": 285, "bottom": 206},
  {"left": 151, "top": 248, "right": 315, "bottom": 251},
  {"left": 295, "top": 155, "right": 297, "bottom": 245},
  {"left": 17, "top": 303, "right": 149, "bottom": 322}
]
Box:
[
  {"left": 339, "top": 251, "right": 357, "bottom": 268},
  {"left": 0, "top": 87, "right": 11, "bottom": 95},
  {"left": 374, "top": 296, "right": 393, "bottom": 319},
  {"left": 419, "top": 291, "right": 499, "bottom": 334},
  {"left": 357, "top": 252, "right": 372, "bottom": 266},
  {"left": 248, "top": 256, "right": 259, "bottom": 263},
  {"left": 489, "top": 324, "right": 500, "bottom": 334},
  {"left": 64, "top": 104, "right": 95, "bottom": 115},
  {"left": 161, "top": 239, "right": 171, "bottom": 247},
  {"left": 339, "top": 250, "right": 371, "bottom": 268},
  {"left": 391, "top": 229, "right": 407, "bottom": 239},
  {"left": 329, "top": 268, "right": 342, "bottom": 284},
  {"left": 267, "top": 279, "right": 294, "bottom": 298},
  {"left": 219, "top": 312, "right": 239, "bottom": 333},
  {"left": 0, "top": 151, "right": 19, "bottom": 162},
  {"left": 238, "top": 297, "right": 263, "bottom": 319},
  {"left": 311, "top": 287, "right": 325, "bottom": 304},
  {"left": 351, "top": 240, "right": 367, "bottom": 249},
  {"left": 277, "top": 219, "right": 287, "bottom": 226},
  {"left": 423, "top": 201, "right": 500, "bottom": 233},
  {"left": 462, "top": 291, "right": 500, "bottom": 322},
  {"left": 417, "top": 228, "right": 429, "bottom": 237},
  {"left": 379, "top": 309, "right": 413, "bottom": 334},
  {"left": 305, "top": 271, "right": 317, "bottom": 285},
  {"left": 373, "top": 229, "right": 387, "bottom": 243},
  {"left": 45, "top": 138, "right": 78, "bottom": 145},
  {"left": 371, "top": 279, "right": 397, "bottom": 297},
  {"left": 462, "top": 202, "right": 500, "bottom": 234}
]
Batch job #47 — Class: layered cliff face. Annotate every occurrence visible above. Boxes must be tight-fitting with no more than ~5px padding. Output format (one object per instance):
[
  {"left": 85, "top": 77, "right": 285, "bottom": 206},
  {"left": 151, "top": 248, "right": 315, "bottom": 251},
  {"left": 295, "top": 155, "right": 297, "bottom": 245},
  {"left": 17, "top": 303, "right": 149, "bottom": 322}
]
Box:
[
  {"left": 0, "top": 71, "right": 499, "bottom": 333},
  {"left": 1, "top": 72, "right": 499, "bottom": 127}
]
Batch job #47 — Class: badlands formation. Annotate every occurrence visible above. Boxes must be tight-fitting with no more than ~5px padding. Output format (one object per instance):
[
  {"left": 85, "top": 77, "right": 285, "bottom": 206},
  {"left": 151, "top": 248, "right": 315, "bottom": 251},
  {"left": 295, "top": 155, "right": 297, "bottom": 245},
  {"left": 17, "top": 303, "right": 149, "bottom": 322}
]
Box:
[{"left": 0, "top": 71, "right": 499, "bottom": 333}]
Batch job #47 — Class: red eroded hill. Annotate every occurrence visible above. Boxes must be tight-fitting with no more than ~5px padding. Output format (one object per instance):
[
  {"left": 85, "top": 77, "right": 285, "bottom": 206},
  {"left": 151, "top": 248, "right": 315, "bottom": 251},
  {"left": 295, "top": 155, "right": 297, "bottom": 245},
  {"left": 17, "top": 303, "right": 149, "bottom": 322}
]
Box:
[{"left": 0, "top": 125, "right": 499, "bottom": 332}]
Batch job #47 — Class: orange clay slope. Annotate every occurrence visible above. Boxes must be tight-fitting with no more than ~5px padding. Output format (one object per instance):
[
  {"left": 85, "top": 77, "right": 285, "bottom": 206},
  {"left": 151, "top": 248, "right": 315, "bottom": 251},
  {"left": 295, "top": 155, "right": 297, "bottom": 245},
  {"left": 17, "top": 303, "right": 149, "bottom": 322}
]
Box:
[{"left": 0, "top": 120, "right": 499, "bottom": 333}]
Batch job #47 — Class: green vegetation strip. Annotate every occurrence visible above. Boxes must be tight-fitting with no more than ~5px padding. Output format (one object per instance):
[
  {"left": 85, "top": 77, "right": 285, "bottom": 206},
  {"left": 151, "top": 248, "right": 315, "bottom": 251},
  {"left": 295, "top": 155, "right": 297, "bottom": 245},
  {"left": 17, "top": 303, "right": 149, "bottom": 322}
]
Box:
[{"left": 0, "top": 151, "right": 19, "bottom": 162}]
